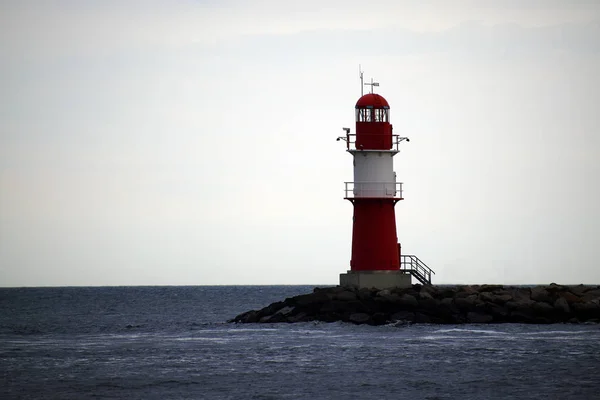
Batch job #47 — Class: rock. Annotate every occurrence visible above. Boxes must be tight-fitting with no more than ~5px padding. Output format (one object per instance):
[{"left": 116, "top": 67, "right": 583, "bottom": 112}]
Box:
[
  {"left": 397, "top": 294, "right": 419, "bottom": 308},
  {"left": 419, "top": 291, "right": 434, "bottom": 300},
  {"left": 293, "top": 292, "right": 329, "bottom": 308},
  {"left": 530, "top": 287, "right": 553, "bottom": 304},
  {"left": 492, "top": 294, "right": 513, "bottom": 305},
  {"left": 569, "top": 285, "right": 588, "bottom": 297},
  {"left": 420, "top": 285, "right": 439, "bottom": 297},
  {"left": 419, "top": 297, "right": 439, "bottom": 312},
  {"left": 546, "top": 283, "right": 567, "bottom": 293},
  {"left": 288, "top": 312, "right": 311, "bottom": 323},
  {"left": 230, "top": 284, "right": 598, "bottom": 325},
  {"left": 506, "top": 298, "right": 535, "bottom": 311},
  {"left": 357, "top": 288, "right": 376, "bottom": 300},
  {"left": 509, "top": 310, "right": 536, "bottom": 324},
  {"left": 276, "top": 306, "right": 295, "bottom": 316},
  {"left": 455, "top": 294, "right": 479, "bottom": 311},
  {"left": 390, "top": 311, "right": 415, "bottom": 322},
  {"left": 314, "top": 286, "right": 345, "bottom": 294},
  {"left": 438, "top": 287, "right": 458, "bottom": 299},
  {"left": 230, "top": 310, "right": 259, "bottom": 323},
  {"left": 349, "top": 313, "right": 370, "bottom": 324},
  {"left": 335, "top": 291, "right": 357, "bottom": 301},
  {"left": 371, "top": 312, "right": 388, "bottom": 325},
  {"left": 479, "top": 292, "right": 496, "bottom": 303},
  {"left": 438, "top": 297, "right": 459, "bottom": 313},
  {"left": 479, "top": 284, "right": 504, "bottom": 292},
  {"left": 554, "top": 297, "right": 570, "bottom": 314},
  {"left": 582, "top": 289, "right": 600, "bottom": 303},
  {"left": 507, "top": 287, "right": 531, "bottom": 302},
  {"left": 380, "top": 293, "right": 402, "bottom": 303},
  {"left": 457, "top": 285, "right": 478, "bottom": 296},
  {"left": 571, "top": 302, "right": 600, "bottom": 320},
  {"left": 532, "top": 301, "right": 555, "bottom": 315},
  {"left": 487, "top": 304, "right": 509, "bottom": 321},
  {"left": 263, "top": 313, "right": 288, "bottom": 323},
  {"left": 467, "top": 312, "right": 493, "bottom": 323},
  {"left": 415, "top": 313, "right": 432, "bottom": 323},
  {"left": 559, "top": 291, "right": 582, "bottom": 304}
]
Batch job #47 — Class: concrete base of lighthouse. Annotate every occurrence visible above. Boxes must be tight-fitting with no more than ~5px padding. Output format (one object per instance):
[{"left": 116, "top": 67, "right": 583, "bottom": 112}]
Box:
[{"left": 340, "top": 270, "right": 412, "bottom": 290}]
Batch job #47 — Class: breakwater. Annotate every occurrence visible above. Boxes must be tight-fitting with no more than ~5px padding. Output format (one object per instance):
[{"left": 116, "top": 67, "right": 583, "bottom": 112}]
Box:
[{"left": 230, "top": 284, "right": 600, "bottom": 325}]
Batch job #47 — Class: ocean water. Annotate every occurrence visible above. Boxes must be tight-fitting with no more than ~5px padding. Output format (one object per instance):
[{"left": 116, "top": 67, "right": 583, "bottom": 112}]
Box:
[{"left": 1, "top": 286, "right": 599, "bottom": 400}]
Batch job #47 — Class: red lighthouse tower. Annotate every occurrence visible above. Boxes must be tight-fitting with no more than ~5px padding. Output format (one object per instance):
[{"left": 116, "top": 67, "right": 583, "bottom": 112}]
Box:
[{"left": 338, "top": 76, "right": 433, "bottom": 289}]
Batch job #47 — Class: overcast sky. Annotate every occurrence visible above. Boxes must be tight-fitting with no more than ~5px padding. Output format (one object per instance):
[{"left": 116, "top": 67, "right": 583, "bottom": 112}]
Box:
[{"left": 1, "top": 1, "right": 599, "bottom": 286}]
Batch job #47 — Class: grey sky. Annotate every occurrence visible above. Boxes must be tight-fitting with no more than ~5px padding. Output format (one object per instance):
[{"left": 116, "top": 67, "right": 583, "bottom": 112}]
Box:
[{"left": 1, "top": 1, "right": 599, "bottom": 286}]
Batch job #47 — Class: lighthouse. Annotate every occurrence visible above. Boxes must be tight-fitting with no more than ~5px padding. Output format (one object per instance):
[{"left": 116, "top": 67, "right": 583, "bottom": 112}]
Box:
[{"left": 338, "top": 76, "right": 434, "bottom": 289}]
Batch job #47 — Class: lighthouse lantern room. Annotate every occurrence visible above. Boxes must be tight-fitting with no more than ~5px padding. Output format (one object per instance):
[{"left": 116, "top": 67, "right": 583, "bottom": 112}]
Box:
[{"left": 338, "top": 74, "right": 434, "bottom": 289}]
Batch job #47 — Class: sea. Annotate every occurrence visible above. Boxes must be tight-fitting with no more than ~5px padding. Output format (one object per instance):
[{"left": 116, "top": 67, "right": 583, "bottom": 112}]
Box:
[{"left": 1, "top": 285, "right": 599, "bottom": 400}]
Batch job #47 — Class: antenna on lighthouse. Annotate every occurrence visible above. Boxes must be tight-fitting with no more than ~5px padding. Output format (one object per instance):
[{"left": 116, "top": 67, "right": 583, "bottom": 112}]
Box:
[
  {"left": 359, "top": 65, "right": 364, "bottom": 97},
  {"left": 364, "top": 77, "right": 380, "bottom": 94}
]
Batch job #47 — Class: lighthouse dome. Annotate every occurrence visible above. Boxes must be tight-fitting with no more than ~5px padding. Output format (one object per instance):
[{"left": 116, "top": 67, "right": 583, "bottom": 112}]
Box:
[{"left": 355, "top": 93, "right": 390, "bottom": 109}]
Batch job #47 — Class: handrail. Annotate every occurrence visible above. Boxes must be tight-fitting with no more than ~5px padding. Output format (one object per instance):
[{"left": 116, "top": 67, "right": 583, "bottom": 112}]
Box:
[
  {"left": 400, "top": 255, "right": 435, "bottom": 285},
  {"left": 344, "top": 133, "right": 409, "bottom": 152},
  {"left": 344, "top": 181, "right": 403, "bottom": 199}
]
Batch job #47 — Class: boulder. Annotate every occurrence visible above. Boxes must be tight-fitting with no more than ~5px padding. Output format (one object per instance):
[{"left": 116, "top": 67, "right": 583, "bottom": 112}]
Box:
[
  {"left": 456, "top": 285, "right": 478, "bottom": 296},
  {"left": 487, "top": 304, "right": 509, "bottom": 321},
  {"left": 415, "top": 313, "right": 432, "bottom": 323},
  {"left": 335, "top": 290, "right": 358, "bottom": 302},
  {"left": 479, "top": 284, "right": 504, "bottom": 293},
  {"left": 314, "top": 286, "right": 345, "bottom": 294},
  {"left": 439, "top": 297, "right": 458, "bottom": 311},
  {"left": 275, "top": 306, "right": 295, "bottom": 316},
  {"left": 532, "top": 301, "right": 555, "bottom": 315},
  {"left": 530, "top": 287, "right": 553, "bottom": 304},
  {"left": 371, "top": 312, "right": 388, "bottom": 325},
  {"left": 390, "top": 311, "right": 415, "bottom": 322},
  {"left": 419, "top": 291, "right": 434, "bottom": 300},
  {"left": 420, "top": 285, "right": 439, "bottom": 297},
  {"left": 506, "top": 298, "right": 535, "bottom": 311},
  {"left": 546, "top": 283, "right": 567, "bottom": 293},
  {"left": 293, "top": 292, "right": 329, "bottom": 307},
  {"left": 349, "top": 313, "right": 370, "bottom": 324},
  {"left": 288, "top": 312, "right": 311, "bottom": 323},
  {"left": 380, "top": 293, "right": 402, "bottom": 304},
  {"left": 230, "top": 310, "right": 259, "bottom": 323},
  {"left": 419, "top": 297, "right": 439, "bottom": 312},
  {"left": 262, "top": 313, "right": 288, "bottom": 323},
  {"left": 357, "top": 288, "right": 376, "bottom": 300},
  {"left": 571, "top": 302, "right": 600, "bottom": 320},
  {"left": 455, "top": 294, "right": 479, "bottom": 311},
  {"left": 397, "top": 294, "right": 419, "bottom": 308},
  {"left": 582, "top": 289, "right": 600, "bottom": 303},
  {"left": 559, "top": 291, "right": 582, "bottom": 304},
  {"left": 479, "top": 292, "right": 496, "bottom": 303},
  {"left": 569, "top": 285, "right": 589, "bottom": 297},
  {"left": 467, "top": 312, "right": 493, "bottom": 323},
  {"left": 492, "top": 294, "right": 513, "bottom": 305},
  {"left": 507, "top": 287, "right": 531, "bottom": 302},
  {"left": 509, "top": 310, "right": 536, "bottom": 324},
  {"left": 438, "top": 287, "right": 458, "bottom": 299},
  {"left": 553, "top": 297, "right": 571, "bottom": 314}
]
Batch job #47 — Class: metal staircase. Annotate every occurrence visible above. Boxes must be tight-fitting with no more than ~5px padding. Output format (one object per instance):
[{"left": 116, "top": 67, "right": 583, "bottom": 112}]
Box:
[{"left": 400, "top": 255, "right": 435, "bottom": 285}]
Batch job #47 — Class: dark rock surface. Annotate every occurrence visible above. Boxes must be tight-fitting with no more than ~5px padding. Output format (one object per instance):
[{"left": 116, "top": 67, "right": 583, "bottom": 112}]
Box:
[{"left": 229, "top": 284, "right": 600, "bottom": 325}]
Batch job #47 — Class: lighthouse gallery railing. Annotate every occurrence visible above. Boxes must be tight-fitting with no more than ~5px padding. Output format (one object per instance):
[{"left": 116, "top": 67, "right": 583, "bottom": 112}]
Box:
[
  {"left": 344, "top": 182, "right": 403, "bottom": 199},
  {"left": 345, "top": 134, "right": 409, "bottom": 151}
]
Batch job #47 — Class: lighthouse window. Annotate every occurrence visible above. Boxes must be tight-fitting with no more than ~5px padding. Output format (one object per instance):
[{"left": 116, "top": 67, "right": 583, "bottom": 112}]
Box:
[
  {"left": 356, "top": 108, "right": 374, "bottom": 122},
  {"left": 374, "top": 108, "right": 389, "bottom": 122}
]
